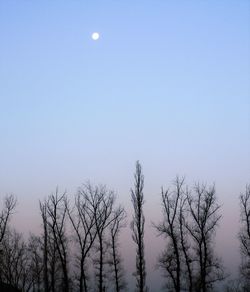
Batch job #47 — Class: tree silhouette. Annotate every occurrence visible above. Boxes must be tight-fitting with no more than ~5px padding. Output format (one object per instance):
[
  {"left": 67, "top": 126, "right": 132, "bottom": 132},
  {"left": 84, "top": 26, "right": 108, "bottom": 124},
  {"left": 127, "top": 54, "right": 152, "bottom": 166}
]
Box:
[
  {"left": 0, "top": 194, "right": 16, "bottom": 243},
  {"left": 131, "top": 161, "right": 147, "bottom": 292},
  {"left": 155, "top": 177, "right": 193, "bottom": 292},
  {"left": 89, "top": 184, "right": 117, "bottom": 292},
  {"left": 47, "top": 190, "right": 69, "bottom": 292},
  {"left": 186, "top": 183, "right": 225, "bottom": 291},
  {"left": 28, "top": 234, "right": 43, "bottom": 292},
  {"left": 0, "top": 194, "right": 17, "bottom": 284},
  {"left": 40, "top": 190, "right": 70, "bottom": 292},
  {"left": 39, "top": 200, "right": 50, "bottom": 292},
  {"left": 0, "top": 229, "right": 32, "bottom": 291},
  {"left": 239, "top": 184, "right": 250, "bottom": 291},
  {"left": 0, "top": 171, "right": 241, "bottom": 291},
  {"left": 156, "top": 179, "right": 225, "bottom": 292},
  {"left": 66, "top": 184, "right": 98, "bottom": 292},
  {"left": 108, "top": 206, "right": 127, "bottom": 292}
]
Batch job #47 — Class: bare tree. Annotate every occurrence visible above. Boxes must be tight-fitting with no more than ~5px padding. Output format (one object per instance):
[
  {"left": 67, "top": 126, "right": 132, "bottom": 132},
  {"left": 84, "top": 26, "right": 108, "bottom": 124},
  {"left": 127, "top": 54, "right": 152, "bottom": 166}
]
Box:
[
  {"left": 186, "top": 183, "right": 224, "bottom": 292},
  {"left": 89, "top": 184, "right": 117, "bottom": 292},
  {"left": 155, "top": 180, "right": 182, "bottom": 292},
  {"left": 131, "top": 161, "right": 147, "bottom": 292},
  {"left": 40, "top": 190, "right": 70, "bottom": 292},
  {"left": 0, "top": 229, "right": 32, "bottom": 291},
  {"left": 0, "top": 194, "right": 17, "bottom": 243},
  {"left": 39, "top": 201, "right": 49, "bottom": 292},
  {"left": 28, "top": 234, "right": 43, "bottom": 292},
  {"left": 46, "top": 230, "right": 61, "bottom": 292},
  {"left": 46, "top": 190, "right": 69, "bottom": 292},
  {"left": 155, "top": 177, "right": 193, "bottom": 292},
  {"left": 108, "top": 206, "right": 127, "bottom": 292},
  {"left": 239, "top": 184, "right": 250, "bottom": 291},
  {"left": 40, "top": 199, "right": 61, "bottom": 292},
  {"left": 0, "top": 194, "right": 17, "bottom": 284},
  {"left": 179, "top": 190, "right": 193, "bottom": 292},
  {"left": 66, "top": 185, "right": 98, "bottom": 292}
]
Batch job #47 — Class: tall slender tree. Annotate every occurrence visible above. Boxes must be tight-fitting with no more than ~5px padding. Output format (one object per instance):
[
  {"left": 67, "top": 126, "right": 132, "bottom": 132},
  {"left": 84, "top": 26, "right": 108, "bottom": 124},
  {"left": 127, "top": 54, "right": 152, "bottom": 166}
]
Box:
[
  {"left": 131, "top": 161, "right": 147, "bottom": 292},
  {"left": 39, "top": 200, "right": 49, "bottom": 292},
  {"left": 239, "top": 184, "right": 250, "bottom": 291}
]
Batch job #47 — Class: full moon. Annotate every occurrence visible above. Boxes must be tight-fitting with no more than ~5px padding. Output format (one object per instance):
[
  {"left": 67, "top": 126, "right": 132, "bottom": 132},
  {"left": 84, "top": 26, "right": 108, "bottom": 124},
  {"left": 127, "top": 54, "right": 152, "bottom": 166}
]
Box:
[{"left": 91, "top": 32, "right": 100, "bottom": 40}]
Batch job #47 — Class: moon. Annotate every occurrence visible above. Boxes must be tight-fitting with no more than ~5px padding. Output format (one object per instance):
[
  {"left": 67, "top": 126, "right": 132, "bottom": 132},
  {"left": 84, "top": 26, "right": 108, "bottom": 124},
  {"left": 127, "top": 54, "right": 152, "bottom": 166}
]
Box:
[{"left": 91, "top": 32, "right": 100, "bottom": 40}]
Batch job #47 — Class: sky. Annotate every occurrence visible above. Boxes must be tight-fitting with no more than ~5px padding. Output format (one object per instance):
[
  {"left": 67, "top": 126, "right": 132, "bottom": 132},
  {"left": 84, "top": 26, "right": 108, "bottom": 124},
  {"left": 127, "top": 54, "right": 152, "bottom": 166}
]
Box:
[{"left": 0, "top": 0, "right": 250, "bottom": 290}]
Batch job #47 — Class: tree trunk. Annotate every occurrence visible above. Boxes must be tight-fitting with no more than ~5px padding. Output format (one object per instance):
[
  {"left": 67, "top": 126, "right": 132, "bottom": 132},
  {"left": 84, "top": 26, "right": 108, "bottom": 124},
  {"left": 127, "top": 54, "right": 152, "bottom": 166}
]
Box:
[{"left": 99, "top": 236, "right": 103, "bottom": 292}]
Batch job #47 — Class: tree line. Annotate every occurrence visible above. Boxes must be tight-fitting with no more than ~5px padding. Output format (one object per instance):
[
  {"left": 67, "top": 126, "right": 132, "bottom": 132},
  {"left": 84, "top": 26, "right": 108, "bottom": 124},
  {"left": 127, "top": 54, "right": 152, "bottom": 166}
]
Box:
[{"left": 0, "top": 161, "right": 249, "bottom": 292}]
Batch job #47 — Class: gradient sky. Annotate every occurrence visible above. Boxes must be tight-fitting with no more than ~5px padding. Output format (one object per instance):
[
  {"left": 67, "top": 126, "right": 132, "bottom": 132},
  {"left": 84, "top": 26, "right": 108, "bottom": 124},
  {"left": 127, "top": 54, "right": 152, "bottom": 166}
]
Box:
[{"left": 0, "top": 0, "right": 250, "bottom": 290}]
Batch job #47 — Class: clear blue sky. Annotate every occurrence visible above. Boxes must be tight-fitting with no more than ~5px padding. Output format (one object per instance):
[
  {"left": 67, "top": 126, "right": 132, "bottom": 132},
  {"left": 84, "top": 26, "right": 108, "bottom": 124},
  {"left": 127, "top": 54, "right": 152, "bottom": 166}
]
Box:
[{"left": 0, "top": 0, "right": 250, "bottom": 289}]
